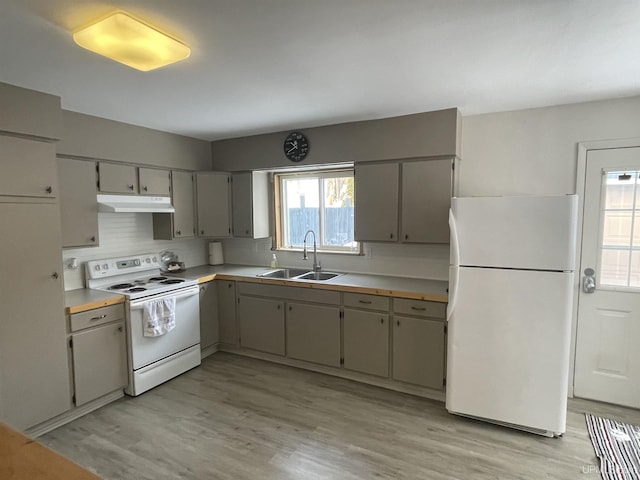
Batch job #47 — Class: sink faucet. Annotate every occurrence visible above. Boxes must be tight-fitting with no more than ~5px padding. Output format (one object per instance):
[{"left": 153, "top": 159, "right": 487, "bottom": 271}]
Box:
[{"left": 303, "top": 229, "right": 321, "bottom": 272}]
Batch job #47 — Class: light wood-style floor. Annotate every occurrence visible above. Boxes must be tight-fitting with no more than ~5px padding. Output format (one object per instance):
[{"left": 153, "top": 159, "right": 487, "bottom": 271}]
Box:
[{"left": 42, "top": 352, "right": 640, "bottom": 480}]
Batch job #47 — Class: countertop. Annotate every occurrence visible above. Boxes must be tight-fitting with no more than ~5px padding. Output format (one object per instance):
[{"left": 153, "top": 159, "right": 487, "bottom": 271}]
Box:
[
  {"left": 65, "top": 264, "right": 448, "bottom": 314},
  {"left": 0, "top": 422, "right": 101, "bottom": 480}
]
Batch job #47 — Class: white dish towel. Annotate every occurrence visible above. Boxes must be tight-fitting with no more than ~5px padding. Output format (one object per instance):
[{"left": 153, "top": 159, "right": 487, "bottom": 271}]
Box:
[{"left": 143, "top": 297, "right": 176, "bottom": 337}]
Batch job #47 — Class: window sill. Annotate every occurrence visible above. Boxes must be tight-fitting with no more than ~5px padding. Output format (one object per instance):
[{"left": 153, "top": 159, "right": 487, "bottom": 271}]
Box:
[{"left": 275, "top": 247, "right": 364, "bottom": 256}]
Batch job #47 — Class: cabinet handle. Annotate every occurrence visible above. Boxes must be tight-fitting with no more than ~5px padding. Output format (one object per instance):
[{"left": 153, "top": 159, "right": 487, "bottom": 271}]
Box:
[
  {"left": 90, "top": 236, "right": 96, "bottom": 242},
  {"left": 405, "top": 234, "right": 409, "bottom": 240},
  {"left": 380, "top": 318, "right": 384, "bottom": 324},
  {"left": 358, "top": 300, "right": 373, "bottom": 304},
  {"left": 118, "top": 326, "right": 123, "bottom": 332},
  {"left": 288, "top": 305, "right": 292, "bottom": 311},
  {"left": 396, "top": 320, "right": 400, "bottom": 326},
  {"left": 90, "top": 314, "right": 107, "bottom": 321},
  {"left": 51, "top": 272, "right": 59, "bottom": 279},
  {"left": 45, "top": 186, "right": 53, "bottom": 194},
  {"left": 411, "top": 306, "right": 427, "bottom": 311},
  {"left": 245, "top": 230, "right": 250, "bottom": 235},
  {"left": 143, "top": 186, "right": 148, "bottom": 192},
  {"left": 176, "top": 230, "right": 181, "bottom": 236},
  {"left": 201, "top": 230, "right": 205, "bottom": 235},
  {"left": 228, "top": 283, "right": 232, "bottom": 289},
  {"left": 390, "top": 233, "right": 394, "bottom": 239},
  {"left": 277, "top": 304, "right": 281, "bottom": 310},
  {"left": 127, "top": 184, "right": 134, "bottom": 190}
]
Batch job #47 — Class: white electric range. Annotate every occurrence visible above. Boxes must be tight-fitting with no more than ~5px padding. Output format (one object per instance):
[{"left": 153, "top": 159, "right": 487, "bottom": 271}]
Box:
[{"left": 86, "top": 253, "right": 201, "bottom": 396}]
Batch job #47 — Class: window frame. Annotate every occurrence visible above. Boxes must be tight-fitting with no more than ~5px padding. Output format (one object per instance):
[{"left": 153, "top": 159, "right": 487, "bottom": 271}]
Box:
[{"left": 274, "top": 167, "right": 361, "bottom": 255}]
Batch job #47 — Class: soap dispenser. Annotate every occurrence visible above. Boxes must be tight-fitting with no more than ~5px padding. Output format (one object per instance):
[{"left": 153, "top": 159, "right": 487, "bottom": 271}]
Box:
[{"left": 270, "top": 253, "right": 279, "bottom": 268}]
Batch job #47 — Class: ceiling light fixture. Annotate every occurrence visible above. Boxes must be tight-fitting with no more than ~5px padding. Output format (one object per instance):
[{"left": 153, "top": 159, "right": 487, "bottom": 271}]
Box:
[{"left": 73, "top": 11, "right": 190, "bottom": 72}]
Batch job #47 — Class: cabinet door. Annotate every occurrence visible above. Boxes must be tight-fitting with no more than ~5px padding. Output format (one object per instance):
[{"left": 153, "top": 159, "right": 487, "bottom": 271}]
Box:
[
  {"left": 98, "top": 162, "right": 138, "bottom": 194},
  {"left": 217, "top": 280, "right": 237, "bottom": 345},
  {"left": 392, "top": 316, "right": 445, "bottom": 390},
  {"left": 71, "top": 321, "right": 127, "bottom": 406},
  {"left": 0, "top": 203, "right": 70, "bottom": 430},
  {"left": 232, "top": 172, "right": 269, "bottom": 238},
  {"left": 238, "top": 296, "right": 285, "bottom": 355},
  {"left": 0, "top": 135, "right": 57, "bottom": 198},
  {"left": 354, "top": 162, "right": 399, "bottom": 242},
  {"left": 139, "top": 168, "right": 171, "bottom": 196},
  {"left": 401, "top": 159, "right": 451, "bottom": 244},
  {"left": 58, "top": 157, "right": 99, "bottom": 247},
  {"left": 196, "top": 172, "right": 231, "bottom": 237},
  {"left": 286, "top": 302, "right": 341, "bottom": 367},
  {"left": 199, "top": 282, "right": 220, "bottom": 349},
  {"left": 344, "top": 309, "right": 389, "bottom": 377},
  {"left": 172, "top": 171, "right": 195, "bottom": 238}
]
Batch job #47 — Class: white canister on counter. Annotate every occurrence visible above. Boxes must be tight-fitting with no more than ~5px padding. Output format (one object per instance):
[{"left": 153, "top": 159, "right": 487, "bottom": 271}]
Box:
[{"left": 208, "top": 241, "right": 224, "bottom": 265}]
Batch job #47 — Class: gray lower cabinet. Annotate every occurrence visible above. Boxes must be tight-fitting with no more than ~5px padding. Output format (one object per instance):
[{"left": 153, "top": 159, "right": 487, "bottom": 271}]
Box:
[
  {"left": 57, "top": 157, "right": 99, "bottom": 247},
  {"left": 199, "top": 281, "right": 219, "bottom": 349},
  {"left": 392, "top": 315, "right": 445, "bottom": 389},
  {"left": 343, "top": 309, "right": 390, "bottom": 377},
  {"left": 69, "top": 305, "right": 127, "bottom": 406},
  {"left": 238, "top": 295, "right": 285, "bottom": 355},
  {"left": 217, "top": 280, "right": 237, "bottom": 345},
  {"left": 0, "top": 202, "right": 70, "bottom": 431},
  {"left": 286, "top": 302, "right": 341, "bottom": 367}
]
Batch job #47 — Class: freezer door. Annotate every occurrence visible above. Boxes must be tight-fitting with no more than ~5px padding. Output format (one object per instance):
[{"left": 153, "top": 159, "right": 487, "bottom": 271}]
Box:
[
  {"left": 446, "top": 266, "right": 574, "bottom": 434},
  {"left": 451, "top": 195, "right": 577, "bottom": 271}
]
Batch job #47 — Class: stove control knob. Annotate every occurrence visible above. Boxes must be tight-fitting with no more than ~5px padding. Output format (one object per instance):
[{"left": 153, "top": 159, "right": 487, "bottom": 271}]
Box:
[
  {"left": 134, "top": 259, "right": 141, "bottom": 266},
  {"left": 102, "top": 264, "right": 108, "bottom": 270},
  {"left": 145, "top": 258, "right": 151, "bottom": 263},
  {"left": 94, "top": 265, "right": 101, "bottom": 271},
  {"left": 152, "top": 256, "right": 157, "bottom": 262}
]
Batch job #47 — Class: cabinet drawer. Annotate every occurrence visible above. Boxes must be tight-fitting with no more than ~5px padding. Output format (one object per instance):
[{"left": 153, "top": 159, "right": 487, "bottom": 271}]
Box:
[
  {"left": 344, "top": 292, "right": 390, "bottom": 311},
  {"left": 393, "top": 298, "right": 446, "bottom": 319},
  {"left": 70, "top": 303, "right": 125, "bottom": 332},
  {"left": 237, "top": 282, "right": 340, "bottom": 305}
]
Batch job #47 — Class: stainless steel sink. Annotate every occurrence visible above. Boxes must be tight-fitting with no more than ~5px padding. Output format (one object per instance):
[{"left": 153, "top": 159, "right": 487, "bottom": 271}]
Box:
[
  {"left": 257, "top": 268, "right": 311, "bottom": 279},
  {"left": 296, "top": 271, "right": 342, "bottom": 281}
]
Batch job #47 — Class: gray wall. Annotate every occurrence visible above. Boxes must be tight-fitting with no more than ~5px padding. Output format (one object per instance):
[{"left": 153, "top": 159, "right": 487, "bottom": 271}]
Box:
[
  {"left": 59, "top": 110, "right": 212, "bottom": 171},
  {"left": 211, "top": 108, "right": 461, "bottom": 171},
  {"left": 460, "top": 95, "right": 640, "bottom": 196}
]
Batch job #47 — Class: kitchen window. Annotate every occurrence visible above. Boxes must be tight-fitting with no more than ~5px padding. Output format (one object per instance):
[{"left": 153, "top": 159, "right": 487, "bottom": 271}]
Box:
[{"left": 275, "top": 169, "right": 359, "bottom": 253}]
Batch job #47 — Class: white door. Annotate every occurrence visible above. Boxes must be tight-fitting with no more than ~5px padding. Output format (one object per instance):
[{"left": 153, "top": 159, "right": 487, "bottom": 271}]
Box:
[{"left": 574, "top": 146, "right": 640, "bottom": 408}]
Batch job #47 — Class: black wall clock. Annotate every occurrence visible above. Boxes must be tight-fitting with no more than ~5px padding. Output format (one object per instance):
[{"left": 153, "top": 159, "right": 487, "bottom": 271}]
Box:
[{"left": 283, "top": 131, "right": 309, "bottom": 162}]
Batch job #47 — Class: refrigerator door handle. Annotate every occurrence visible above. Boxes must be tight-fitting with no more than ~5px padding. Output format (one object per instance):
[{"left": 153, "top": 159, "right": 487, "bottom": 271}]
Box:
[{"left": 448, "top": 209, "right": 460, "bottom": 321}]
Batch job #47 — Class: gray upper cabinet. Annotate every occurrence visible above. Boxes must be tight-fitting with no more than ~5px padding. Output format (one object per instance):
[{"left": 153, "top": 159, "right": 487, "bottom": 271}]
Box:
[
  {"left": 153, "top": 170, "right": 195, "bottom": 239},
  {"left": 196, "top": 172, "right": 231, "bottom": 238},
  {"left": 401, "top": 159, "right": 452, "bottom": 244},
  {"left": 58, "top": 157, "right": 99, "bottom": 247},
  {"left": 0, "top": 202, "right": 70, "bottom": 431},
  {"left": 98, "top": 162, "right": 138, "bottom": 194},
  {"left": 139, "top": 167, "right": 171, "bottom": 196},
  {"left": 354, "top": 162, "right": 399, "bottom": 242},
  {"left": 355, "top": 159, "right": 452, "bottom": 244},
  {"left": 232, "top": 171, "right": 270, "bottom": 238},
  {"left": 0, "top": 135, "right": 57, "bottom": 199}
]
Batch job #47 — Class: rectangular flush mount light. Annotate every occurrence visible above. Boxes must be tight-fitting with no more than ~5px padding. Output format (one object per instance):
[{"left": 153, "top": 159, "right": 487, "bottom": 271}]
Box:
[{"left": 73, "top": 11, "right": 190, "bottom": 71}]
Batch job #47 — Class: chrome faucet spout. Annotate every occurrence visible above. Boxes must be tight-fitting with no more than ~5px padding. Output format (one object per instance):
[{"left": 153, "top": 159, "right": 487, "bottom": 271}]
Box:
[{"left": 302, "top": 229, "right": 320, "bottom": 272}]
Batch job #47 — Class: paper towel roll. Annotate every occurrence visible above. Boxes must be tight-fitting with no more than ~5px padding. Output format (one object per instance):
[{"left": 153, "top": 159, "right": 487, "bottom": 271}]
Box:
[{"left": 208, "top": 242, "right": 224, "bottom": 265}]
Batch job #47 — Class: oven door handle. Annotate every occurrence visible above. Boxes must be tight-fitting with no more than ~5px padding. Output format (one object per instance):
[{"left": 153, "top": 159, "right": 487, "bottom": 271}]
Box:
[{"left": 129, "top": 286, "right": 200, "bottom": 309}]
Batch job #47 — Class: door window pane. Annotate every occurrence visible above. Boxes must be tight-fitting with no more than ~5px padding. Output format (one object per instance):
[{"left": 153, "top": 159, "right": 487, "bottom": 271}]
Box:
[
  {"left": 603, "top": 211, "right": 632, "bottom": 247},
  {"left": 605, "top": 172, "right": 636, "bottom": 209},
  {"left": 600, "top": 249, "right": 630, "bottom": 286}
]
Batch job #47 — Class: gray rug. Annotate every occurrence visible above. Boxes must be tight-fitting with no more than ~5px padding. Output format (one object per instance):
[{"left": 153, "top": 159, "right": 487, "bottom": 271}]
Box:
[{"left": 586, "top": 413, "right": 640, "bottom": 480}]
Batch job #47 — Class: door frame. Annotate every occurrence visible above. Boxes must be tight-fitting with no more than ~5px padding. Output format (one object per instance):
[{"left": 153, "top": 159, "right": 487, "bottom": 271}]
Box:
[{"left": 571, "top": 137, "right": 640, "bottom": 398}]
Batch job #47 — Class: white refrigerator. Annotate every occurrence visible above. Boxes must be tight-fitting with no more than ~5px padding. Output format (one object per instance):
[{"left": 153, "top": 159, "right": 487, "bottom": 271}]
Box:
[{"left": 446, "top": 194, "right": 578, "bottom": 437}]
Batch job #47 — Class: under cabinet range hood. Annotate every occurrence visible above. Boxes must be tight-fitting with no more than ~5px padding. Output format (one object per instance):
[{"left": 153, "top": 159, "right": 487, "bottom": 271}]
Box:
[{"left": 97, "top": 194, "right": 175, "bottom": 213}]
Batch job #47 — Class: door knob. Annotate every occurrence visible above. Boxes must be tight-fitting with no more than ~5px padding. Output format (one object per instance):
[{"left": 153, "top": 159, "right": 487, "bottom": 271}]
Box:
[{"left": 583, "top": 268, "right": 596, "bottom": 293}]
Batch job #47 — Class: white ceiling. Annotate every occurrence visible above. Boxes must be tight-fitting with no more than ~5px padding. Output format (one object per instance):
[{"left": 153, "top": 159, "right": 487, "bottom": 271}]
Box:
[{"left": 1, "top": 1, "right": 639, "bottom": 141}]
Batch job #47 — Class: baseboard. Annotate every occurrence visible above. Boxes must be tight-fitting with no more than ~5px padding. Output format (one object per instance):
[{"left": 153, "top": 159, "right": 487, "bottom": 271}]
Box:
[
  {"left": 217, "top": 345, "right": 446, "bottom": 403},
  {"left": 25, "top": 390, "right": 124, "bottom": 438},
  {"left": 201, "top": 343, "right": 219, "bottom": 359}
]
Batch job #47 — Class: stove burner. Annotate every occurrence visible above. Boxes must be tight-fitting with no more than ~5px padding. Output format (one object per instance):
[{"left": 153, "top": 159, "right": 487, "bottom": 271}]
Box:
[
  {"left": 161, "top": 279, "right": 184, "bottom": 285},
  {"left": 127, "top": 287, "right": 147, "bottom": 293},
  {"left": 109, "top": 283, "right": 134, "bottom": 290},
  {"left": 148, "top": 276, "right": 168, "bottom": 282},
  {"left": 134, "top": 280, "right": 146, "bottom": 285}
]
